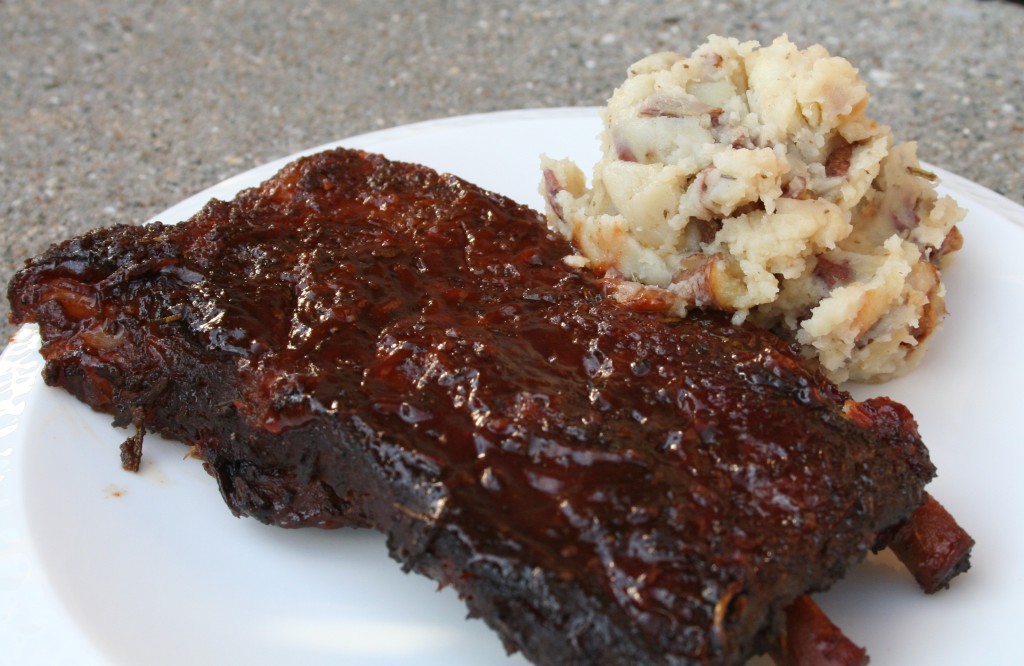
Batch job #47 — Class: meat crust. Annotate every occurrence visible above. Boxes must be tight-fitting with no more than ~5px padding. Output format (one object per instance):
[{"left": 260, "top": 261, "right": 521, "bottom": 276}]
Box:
[{"left": 7, "top": 148, "right": 935, "bottom": 665}]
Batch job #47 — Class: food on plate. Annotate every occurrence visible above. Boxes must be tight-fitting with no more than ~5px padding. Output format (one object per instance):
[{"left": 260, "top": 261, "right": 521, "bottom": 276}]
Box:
[
  {"left": 8, "top": 148, "right": 973, "bottom": 665},
  {"left": 542, "top": 35, "right": 965, "bottom": 383},
  {"left": 873, "top": 491, "right": 975, "bottom": 594}
]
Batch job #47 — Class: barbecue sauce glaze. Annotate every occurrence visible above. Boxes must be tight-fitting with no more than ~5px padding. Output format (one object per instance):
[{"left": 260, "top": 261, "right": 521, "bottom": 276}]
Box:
[{"left": 9, "top": 149, "right": 935, "bottom": 665}]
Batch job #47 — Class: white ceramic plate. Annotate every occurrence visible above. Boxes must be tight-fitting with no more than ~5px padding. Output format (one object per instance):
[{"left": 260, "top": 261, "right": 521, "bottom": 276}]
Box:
[{"left": 2, "top": 108, "right": 1023, "bottom": 665}]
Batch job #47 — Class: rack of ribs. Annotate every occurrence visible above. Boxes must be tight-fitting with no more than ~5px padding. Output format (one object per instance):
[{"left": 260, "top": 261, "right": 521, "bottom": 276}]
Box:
[{"left": 7, "top": 148, "right": 970, "bottom": 665}]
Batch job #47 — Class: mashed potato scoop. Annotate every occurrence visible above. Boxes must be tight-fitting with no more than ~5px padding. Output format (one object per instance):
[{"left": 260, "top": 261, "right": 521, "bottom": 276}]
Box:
[{"left": 542, "top": 35, "right": 964, "bottom": 383}]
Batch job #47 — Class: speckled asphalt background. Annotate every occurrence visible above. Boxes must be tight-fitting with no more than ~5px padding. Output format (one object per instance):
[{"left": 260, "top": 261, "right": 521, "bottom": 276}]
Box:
[{"left": 2, "top": 0, "right": 1022, "bottom": 344}]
